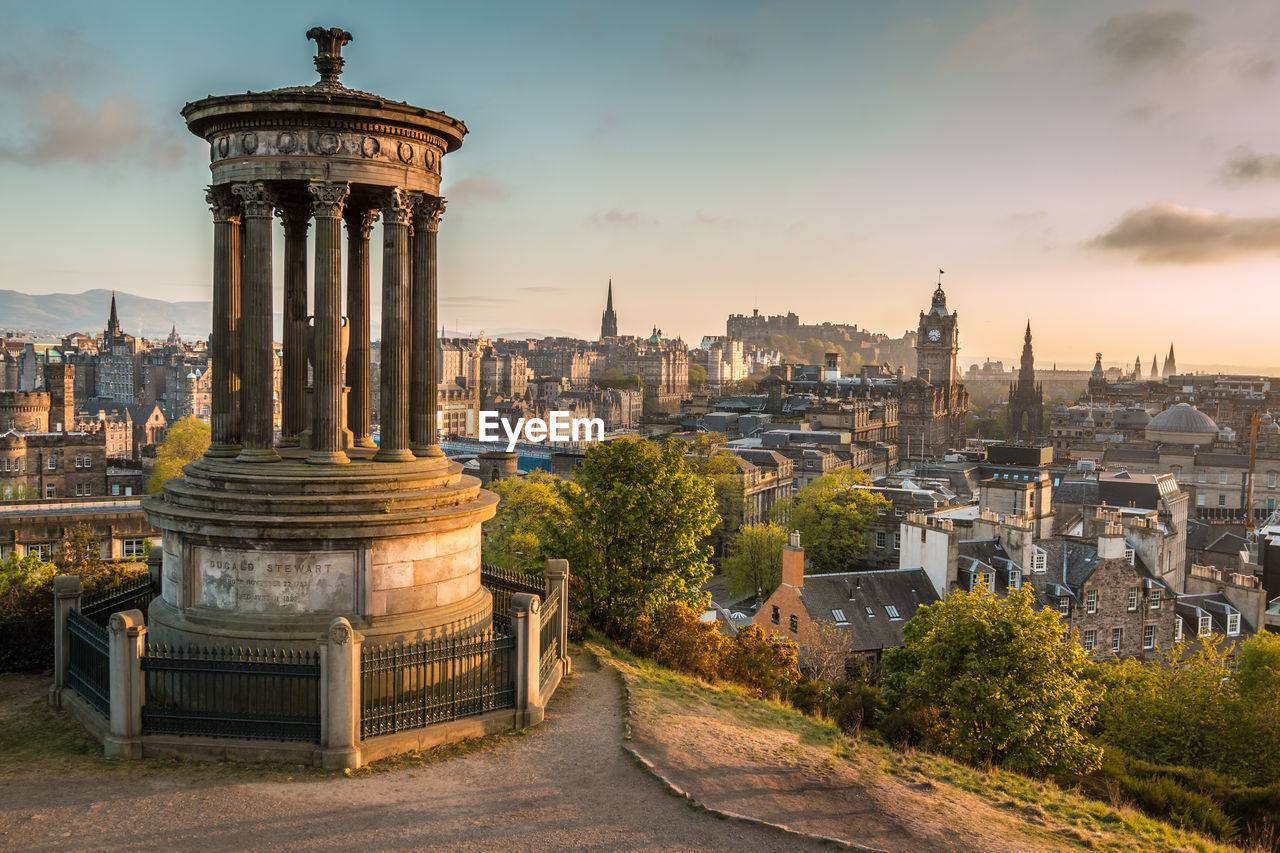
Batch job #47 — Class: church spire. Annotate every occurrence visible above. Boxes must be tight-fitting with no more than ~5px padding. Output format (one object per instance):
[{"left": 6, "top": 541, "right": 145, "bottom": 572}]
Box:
[
  {"left": 1163, "top": 343, "right": 1176, "bottom": 378},
  {"left": 600, "top": 279, "right": 618, "bottom": 339},
  {"left": 107, "top": 291, "right": 121, "bottom": 338}
]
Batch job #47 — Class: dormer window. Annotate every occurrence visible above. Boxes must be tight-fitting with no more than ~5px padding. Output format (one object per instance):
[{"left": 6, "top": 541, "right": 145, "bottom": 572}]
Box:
[
  {"left": 1031, "top": 552, "right": 1046, "bottom": 572},
  {"left": 1124, "top": 548, "right": 1135, "bottom": 566},
  {"left": 1149, "top": 590, "right": 1161, "bottom": 610},
  {"left": 1198, "top": 614, "right": 1212, "bottom": 637},
  {"left": 1227, "top": 613, "right": 1240, "bottom": 636},
  {"left": 1009, "top": 570, "right": 1022, "bottom": 591}
]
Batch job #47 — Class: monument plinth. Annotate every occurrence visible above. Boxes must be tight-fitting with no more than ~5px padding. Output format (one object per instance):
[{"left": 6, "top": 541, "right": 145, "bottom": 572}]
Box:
[{"left": 144, "top": 28, "right": 495, "bottom": 649}]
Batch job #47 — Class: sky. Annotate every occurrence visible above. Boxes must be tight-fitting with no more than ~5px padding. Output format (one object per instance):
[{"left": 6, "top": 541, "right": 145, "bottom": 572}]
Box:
[{"left": 1, "top": 1, "right": 1279, "bottom": 372}]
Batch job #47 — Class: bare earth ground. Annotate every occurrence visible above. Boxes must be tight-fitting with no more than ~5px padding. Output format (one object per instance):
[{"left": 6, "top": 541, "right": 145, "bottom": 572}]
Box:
[{"left": 0, "top": 654, "right": 833, "bottom": 853}]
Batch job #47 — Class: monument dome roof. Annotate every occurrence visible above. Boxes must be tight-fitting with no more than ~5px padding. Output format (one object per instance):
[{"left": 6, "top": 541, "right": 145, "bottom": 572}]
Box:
[{"left": 1148, "top": 403, "right": 1217, "bottom": 435}]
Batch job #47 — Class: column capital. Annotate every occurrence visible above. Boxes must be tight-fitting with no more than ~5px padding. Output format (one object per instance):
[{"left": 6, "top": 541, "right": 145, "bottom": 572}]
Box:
[
  {"left": 205, "top": 185, "right": 241, "bottom": 223},
  {"left": 411, "top": 195, "right": 446, "bottom": 233},
  {"left": 380, "top": 187, "right": 416, "bottom": 226},
  {"left": 308, "top": 180, "right": 351, "bottom": 220},
  {"left": 231, "top": 181, "right": 274, "bottom": 217},
  {"left": 275, "top": 202, "right": 313, "bottom": 238},
  {"left": 343, "top": 205, "right": 380, "bottom": 239}
]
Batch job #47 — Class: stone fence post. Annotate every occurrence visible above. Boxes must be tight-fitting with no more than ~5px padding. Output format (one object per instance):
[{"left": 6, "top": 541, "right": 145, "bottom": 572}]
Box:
[
  {"left": 510, "top": 592, "right": 543, "bottom": 728},
  {"left": 49, "top": 575, "right": 82, "bottom": 708},
  {"left": 104, "top": 609, "right": 146, "bottom": 759},
  {"left": 319, "top": 616, "right": 364, "bottom": 770},
  {"left": 544, "top": 559, "right": 571, "bottom": 675}
]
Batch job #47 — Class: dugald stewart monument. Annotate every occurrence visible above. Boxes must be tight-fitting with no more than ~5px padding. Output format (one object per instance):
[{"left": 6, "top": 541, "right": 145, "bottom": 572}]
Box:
[{"left": 146, "top": 27, "right": 499, "bottom": 650}]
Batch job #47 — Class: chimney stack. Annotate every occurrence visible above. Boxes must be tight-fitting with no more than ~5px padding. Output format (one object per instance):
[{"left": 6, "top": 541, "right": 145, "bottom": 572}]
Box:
[{"left": 782, "top": 530, "right": 805, "bottom": 589}]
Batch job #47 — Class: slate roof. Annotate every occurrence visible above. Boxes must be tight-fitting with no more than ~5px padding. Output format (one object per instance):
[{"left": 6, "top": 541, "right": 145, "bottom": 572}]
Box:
[
  {"left": 798, "top": 569, "right": 939, "bottom": 653},
  {"left": 1054, "top": 479, "right": 1099, "bottom": 507}
]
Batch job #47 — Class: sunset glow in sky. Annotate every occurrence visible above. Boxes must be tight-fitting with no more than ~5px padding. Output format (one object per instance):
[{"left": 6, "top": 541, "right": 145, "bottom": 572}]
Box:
[{"left": 2, "top": 1, "right": 1279, "bottom": 371}]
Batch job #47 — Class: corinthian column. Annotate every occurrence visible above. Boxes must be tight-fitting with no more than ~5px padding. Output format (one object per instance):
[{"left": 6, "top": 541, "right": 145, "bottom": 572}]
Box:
[
  {"left": 205, "top": 186, "right": 241, "bottom": 458},
  {"left": 410, "top": 195, "right": 445, "bottom": 458},
  {"left": 307, "top": 181, "right": 351, "bottom": 464},
  {"left": 276, "top": 202, "right": 311, "bottom": 446},
  {"left": 231, "top": 181, "right": 280, "bottom": 463},
  {"left": 344, "top": 206, "right": 378, "bottom": 448},
  {"left": 375, "top": 188, "right": 415, "bottom": 462}
]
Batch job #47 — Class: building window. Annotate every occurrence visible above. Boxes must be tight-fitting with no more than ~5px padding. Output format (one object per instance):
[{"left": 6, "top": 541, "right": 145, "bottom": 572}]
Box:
[
  {"left": 45, "top": 484, "right": 55, "bottom": 498},
  {"left": 831, "top": 608, "right": 847, "bottom": 624},
  {"left": 1083, "top": 629, "right": 1096, "bottom": 651},
  {"left": 1198, "top": 614, "right": 1212, "bottom": 637},
  {"left": 1085, "top": 590, "right": 1098, "bottom": 614},
  {"left": 1196, "top": 494, "right": 1205, "bottom": 507},
  {"left": 1127, "top": 587, "right": 1140, "bottom": 611},
  {"left": 1031, "top": 552, "right": 1046, "bottom": 572},
  {"left": 111, "top": 484, "right": 120, "bottom": 496},
  {"left": 892, "top": 533, "right": 900, "bottom": 551},
  {"left": 1227, "top": 613, "right": 1240, "bottom": 636},
  {"left": 886, "top": 605, "right": 901, "bottom": 619},
  {"left": 1111, "top": 627, "right": 1123, "bottom": 654},
  {"left": 864, "top": 606, "right": 875, "bottom": 618},
  {"left": 1175, "top": 619, "right": 1183, "bottom": 643},
  {"left": 31, "top": 543, "right": 52, "bottom": 560},
  {"left": 1058, "top": 596, "right": 1070, "bottom": 616},
  {"left": 1198, "top": 469, "right": 1207, "bottom": 483},
  {"left": 1124, "top": 547, "right": 1135, "bottom": 566},
  {"left": 121, "top": 538, "right": 146, "bottom": 559},
  {"left": 83, "top": 484, "right": 90, "bottom": 497},
  {"left": 1009, "top": 570, "right": 1022, "bottom": 591},
  {"left": 789, "top": 614, "right": 798, "bottom": 633},
  {"left": 875, "top": 531, "right": 886, "bottom": 549},
  {"left": 1149, "top": 590, "right": 1161, "bottom": 610},
  {"left": 74, "top": 484, "right": 82, "bottom": 497},
  {"left": 1143, "top": 625, "right": 1155, "bottom": 650},
  {"left": 47, "top": 457, "right": 56, "bottom": 470},
  {"left": 1270, "top": 473, "right": 1278, "bottom": 489},
  {"left": 894, "top": 507, "right": 905, "bottom": 517},
  {"left": 771, "top": 605, "right": 779, "bottom": 625},
  {"left": 1219, "top": 471, "right": 1228, "bottom": 484},
  {"left": 1218, "top": 494, "right": 1227, "bottom": 507}
]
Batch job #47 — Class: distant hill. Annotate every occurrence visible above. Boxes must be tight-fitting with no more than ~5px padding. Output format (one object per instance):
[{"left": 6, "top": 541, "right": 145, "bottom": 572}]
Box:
[{"left": 0, "top": 289, "right": 211, "bottom": 339}]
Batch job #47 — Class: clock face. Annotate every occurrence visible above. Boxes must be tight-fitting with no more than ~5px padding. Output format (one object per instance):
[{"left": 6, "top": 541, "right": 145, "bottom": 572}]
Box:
[{"left": 928, "top": 329, "right": 941, "bottom": 342}]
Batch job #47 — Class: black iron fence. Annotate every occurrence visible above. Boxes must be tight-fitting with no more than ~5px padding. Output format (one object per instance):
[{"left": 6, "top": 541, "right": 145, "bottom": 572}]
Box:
[
  {"left": 539, "top": 588, "right": 560, "bottom": 688},
  {"left": 480, "top": 563, "right": 543, "bottom": 632},
  {"left": 82, "top": 576, "right": 158, "bottom": 627},
  {"left": 66, "top": 608, "right": 109, "bottom": 717},
  {"left": 140, "top": 645, "right": 321, "bottom": 742},
  {"left": 360, "top": 632, "right": 516, "bottom": 739}
]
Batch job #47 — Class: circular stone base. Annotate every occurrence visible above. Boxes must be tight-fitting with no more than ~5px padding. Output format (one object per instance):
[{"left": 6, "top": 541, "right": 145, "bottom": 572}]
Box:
[{"left": 142, "top": 452, "right": 499, "bottom": 651}]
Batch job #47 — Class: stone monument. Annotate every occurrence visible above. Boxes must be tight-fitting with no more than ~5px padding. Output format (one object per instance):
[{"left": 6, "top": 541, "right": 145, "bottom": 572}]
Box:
[{"left": 144, "top": 27, "right": 498, "bottom": 649}]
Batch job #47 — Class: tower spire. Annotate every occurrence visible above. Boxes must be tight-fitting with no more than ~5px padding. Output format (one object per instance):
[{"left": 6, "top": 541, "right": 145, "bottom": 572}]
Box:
[
  {"left": 107, "top": 291, "right": 121, "bottom": 338},
  {"left": 600, "top": 278, "right": 618, "bottom": 339}
]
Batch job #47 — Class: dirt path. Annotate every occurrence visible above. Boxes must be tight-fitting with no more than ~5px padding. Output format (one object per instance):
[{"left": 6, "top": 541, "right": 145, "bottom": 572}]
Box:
[{"left": 0, "top": 654, "right": 835, "bottom": 853}]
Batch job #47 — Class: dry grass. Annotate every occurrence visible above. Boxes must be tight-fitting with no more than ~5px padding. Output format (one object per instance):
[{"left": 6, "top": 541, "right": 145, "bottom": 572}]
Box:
[{"left": 591, "top": 640, "right": 1245, "bottom": 853}]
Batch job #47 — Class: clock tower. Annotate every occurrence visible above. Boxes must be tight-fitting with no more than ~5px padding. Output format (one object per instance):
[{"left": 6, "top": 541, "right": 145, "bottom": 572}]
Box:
[{"left": 916, "top": 284, "right": 958, "bottom": 385}]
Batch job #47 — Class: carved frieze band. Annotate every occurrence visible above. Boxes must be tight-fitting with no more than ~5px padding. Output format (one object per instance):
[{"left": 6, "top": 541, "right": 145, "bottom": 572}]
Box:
[
  {"left": 308, "top": 181, "right": 351, "bottom": 219},
  {"left": 210, "top": 127, "right": 444, "bottom": 173},
  {"left": 205, "top": 185, "right": 241, "bottom": 223},
  {"left": 231, "top": 182, "right": 275, "bottom": 217},
  {"left": 380, "top": 188, "right": 416, "bottom": 226},
  {"left": 412, "top": 195, "right": 446, "bottom": 233}
]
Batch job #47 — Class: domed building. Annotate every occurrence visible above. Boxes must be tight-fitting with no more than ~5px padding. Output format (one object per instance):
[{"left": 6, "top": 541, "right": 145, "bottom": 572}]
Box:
[{"left": 1145, "top": 403, "right": 1219, "bottom": 446}]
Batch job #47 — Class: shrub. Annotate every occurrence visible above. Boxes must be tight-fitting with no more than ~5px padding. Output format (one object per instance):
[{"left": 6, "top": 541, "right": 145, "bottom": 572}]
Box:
[
  {"left": 720, "top": 623, "right": 800, "bottom": 698},
  {"left": 630, "top": 602, "right": 725, "bottom": 683}
]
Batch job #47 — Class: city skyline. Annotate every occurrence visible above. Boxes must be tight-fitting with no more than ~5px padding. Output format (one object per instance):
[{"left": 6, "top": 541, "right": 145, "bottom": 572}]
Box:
[{"left": 2, "top": 2, "right": 1279, "bottom": 367}]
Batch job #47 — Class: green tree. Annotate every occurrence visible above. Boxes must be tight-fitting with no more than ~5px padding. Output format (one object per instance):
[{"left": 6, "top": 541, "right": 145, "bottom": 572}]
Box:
[
  {"left": 973, "top": 416, "right": 1006, "bottom": 440},
  {"left": 769, "top": 469, "right": 889, "bottom": 573},
  {"left": 482, "top": 471, "right": 568, "bottom": 574},
  {"left": 597, "top": 368, "right": 644, "bottom": 391},
  {"left": 55, "top": 524, "right": 103, "bottom": 575},
  {"left": 881, "top": 587, "right": 1103, "bottom": 777},
  {"left": 688, "top": 363, "right": 708, "bottom": 387},
  {"left": 148, "top": 416, "right": 211, "bottom": 493},
  {"left": 540, "top": 437, "right": 718, "bottom": 640},
  {"left": 683, "top": 432, "right": 745, "bottom": 559},
  {"left": 722, "top": 522, "right": 786, "bottom": 599}
]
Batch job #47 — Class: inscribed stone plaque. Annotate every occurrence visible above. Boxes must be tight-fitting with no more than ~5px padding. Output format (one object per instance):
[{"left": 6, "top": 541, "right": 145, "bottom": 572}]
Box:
[{"left": 195, "top": 546, "right": 356, "bottom": 613}]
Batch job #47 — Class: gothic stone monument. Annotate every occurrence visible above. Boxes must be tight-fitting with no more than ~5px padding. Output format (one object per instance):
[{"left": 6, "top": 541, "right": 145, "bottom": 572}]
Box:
[{"left": 144, "top": 27, "right": 498, "bottom": 649}]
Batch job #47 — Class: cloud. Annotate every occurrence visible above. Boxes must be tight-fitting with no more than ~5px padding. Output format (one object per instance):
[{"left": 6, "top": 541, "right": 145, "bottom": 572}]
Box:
[
  {"left": 1222, "top": 148, "right": 1280, "bottom": 183},
  {"left": 1089, "top": 202, "right": 1280, "bottom": 263},
  {"left": 666, "top": 24, "right": 752, "bottom": 71},
  {"left": 1090, "top": 10, "right": 1199, "bottom": 74},
  {"left": 0, "top": 90, "right": 187, "bottom": 166},
  {"left": 445, "top": 175, "right": 508, "bottom": 202},
  {"left": 587, "top": 208, "right": 658, "bottom": 228},
  {"left": 944, "top": 6, "right": 1042, "bottom": 69},
  {"left": 1240, "top": 56, "right": 1277, "bottom": 81},
  {"left": 0, "top": 27, "right": 186, "bottom": 168},
  {"left": 1123, "top": 104, "right": 1164, "bottom": 122}
]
